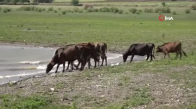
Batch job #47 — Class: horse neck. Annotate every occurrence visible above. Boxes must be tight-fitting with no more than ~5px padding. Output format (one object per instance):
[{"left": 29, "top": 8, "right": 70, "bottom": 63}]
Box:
[
  {"left": 124, "top": 50, "right": 131, "bottom": 58},
  {"left": 51, "top": 54, "right": 58, "bottom": 64}
]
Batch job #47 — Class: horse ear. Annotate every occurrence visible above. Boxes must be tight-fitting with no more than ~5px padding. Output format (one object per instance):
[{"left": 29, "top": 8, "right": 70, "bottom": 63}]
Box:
[
  {"left": 75, "top": 46, "right": 79, "bottom": 50},
  {"left": 97, "top": 44, "right": 100, "bottom": 48}
]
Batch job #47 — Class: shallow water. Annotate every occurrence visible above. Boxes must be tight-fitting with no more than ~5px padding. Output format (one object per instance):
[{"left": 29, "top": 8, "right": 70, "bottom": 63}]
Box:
[{"left": 0, "top": 45, "right": 145, "bottom": 85}]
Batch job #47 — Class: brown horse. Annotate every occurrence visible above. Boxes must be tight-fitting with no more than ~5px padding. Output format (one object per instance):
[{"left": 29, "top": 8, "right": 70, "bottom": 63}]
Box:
[
  {"left": 93, "top": 42, "right": 107, "bottom": 66},
  {"left": 156, "top": 42, "right": 187, "bottom": 59},
  {"left": 46, "top": 44, "right": 83, "bottom": 73}
]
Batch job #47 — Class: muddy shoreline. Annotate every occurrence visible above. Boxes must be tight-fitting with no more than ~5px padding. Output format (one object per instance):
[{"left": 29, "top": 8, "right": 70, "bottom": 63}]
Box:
[
  {"left": 0, "top": 42, "right": 125, "bottom": 86},
  {"left": 0, "top": 41, "right": 123, "bottom": 53},
  {"left": 0, "top": 42, "right": 195, "bottom": 109}
]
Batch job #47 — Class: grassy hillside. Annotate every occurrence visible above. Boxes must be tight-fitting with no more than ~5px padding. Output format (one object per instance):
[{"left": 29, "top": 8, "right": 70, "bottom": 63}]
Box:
[{"left": 0, "top": 4, "right": 196, "bottom": 52}]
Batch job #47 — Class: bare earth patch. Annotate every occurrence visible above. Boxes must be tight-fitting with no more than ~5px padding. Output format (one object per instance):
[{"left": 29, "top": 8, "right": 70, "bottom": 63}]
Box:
[{"left": 0, "top": 67, "right": 195, "bottom": 109}]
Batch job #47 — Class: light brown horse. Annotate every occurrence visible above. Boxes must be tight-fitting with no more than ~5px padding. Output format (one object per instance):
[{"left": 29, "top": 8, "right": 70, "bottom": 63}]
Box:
[{"left": 156, "top": 42, "right": 187, "bottom": 59}]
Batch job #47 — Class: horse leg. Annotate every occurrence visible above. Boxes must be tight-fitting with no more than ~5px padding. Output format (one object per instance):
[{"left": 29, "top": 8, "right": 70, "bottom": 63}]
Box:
[
  {"left": 55, "top": 64, "right": 59, "bottom": 73},
  {"left": 62, "top": 62, "right": 65, "bottom": 72},
  {"left": 88, "top": 58, "right": 91, "bottom": 69},
  {"left": 94, "top": 59, "right": 97, "bottom": 68},
  {"left": 101, "top": 55, "right": 104, "bottom": 66},
  {"left": 97, "top": 59, "right": 100, "bottom": 67},
  {"left": 179, "top": 51, "right": 182, "bottom": 60},
  {"left": 146, "top": 54, "right": 149, "bottom": 61},
  {"left": 150, "top": 53, "right": 153, "bottom": 61},
  {"left": 163, "top": 53, "right": 167, "bottom": 59},
  {"left": 71, "top": 62, "right": 74, "bottom": 71},
  {"left": 167, "top": 53, "right": 170, "bottom": 59},
  {"left": 130, "top": 54, "right": 134, "bottom": 62},
  {"left": 105, "top": 55, "right": 107, "bottom": 66},
  {"left": 80, "top": 59, "right": 86, "bottom": 71},
  {"left": 75, "top": 61, "right": 80, "bottom": 70},
  {"left": 175, "top": 52, "right": 178, "bottom": 60},
  {"left": 66, "top": 61, "right": 70, "bottom": 70}
]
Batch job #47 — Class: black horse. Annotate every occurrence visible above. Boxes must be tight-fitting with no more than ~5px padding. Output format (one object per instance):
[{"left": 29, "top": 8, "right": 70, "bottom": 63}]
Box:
[{"left": 123, "top": 43, "right": 155, "bottom": 62}]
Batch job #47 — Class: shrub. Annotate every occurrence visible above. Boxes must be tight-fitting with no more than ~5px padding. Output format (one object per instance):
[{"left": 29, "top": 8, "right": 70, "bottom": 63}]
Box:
[
  {"left": 87, "top": 8, "right": 93, "bottom": 12},
  {"left": 159, "top": 10, "right": 162, "bottom": 15},
  {"left": 20, "top": 6, "right": 31, "bottom": 11},
  {"left": 114, "top": 9, "right": 119, "bottom": 13},
  {"left": 138, "top": 9, "right": 142, "bottom": 12},
  {"left": 7, "top": 8, "right": 11, "bottom": 12},
  {"left": 33, "top": 7, "right": 39, "bottom": 11},
  {"left": 3, "top": 8, "right": 11, "bottom": 13},
  {"left": 3, "top": 9, "right": 8, "bottom": 13},
  {"left": 165, "top": 7, "right": 171, "bottom": 13},
  {"left": 118, "top": 9, "right": 123, "bottom": 14},
  {"left": 185, "top": 9, "right": 190, "bottom": 14},
  {"left": 98, "top": 8, "right": 102, "bottom": 12},
  {"left": 67, "top": 10, "right": 74, "bottom": 13},
  {"left": 70, "top": 10, "right": 74, "bottom": 13},
  {"left": 172, "top": 11, "right": 176, "bottom": 15},
  {"left": 110, "top": 7, "right": 118, "bottom": 12},
  {"left": 191, "top": 3, "right": 196, "bottom": 10},
  {"left": 58, "top": 8, "right": 61, "bottom": 10},
  {"left": 42, "top": 8, "right": 46, "bottom": 11},
  {"left": 31, "top": 7, "right": 36, "bottom": 11},
  {"left": 129, "top": 8, "right": 137, "bottom": 14},
  {"left": 83, "top": 4, "right": 93, "bottom": 10},
  {"left": 110, "top": 7, "right": 119, "bottom": 13},
  {"left": 73, "top": 7, "right": 79, "bottom": 12},
  {"left": 62, "top": 11, "right": 66, "bottom": 15},
  {"left": 66, "top": 10, "right": 71, "bottom": 13},
  {"left": 162, "top": 2, "right": 166, "bottom": 7},
  {"left": 19, "top": 6, "right": 42, "bottom": 11},
  {"left": 154, "top": 7, "right": 170, "bottom": 13},
  {"left": 48, "top": 7, "right": 54, "bottom": 11},
  {"left": 99, "top": 7, "right": 110, "bottom": 12},
  {"left": 154, "top": 8, "right": 159, "bottom": 13},
  {"left": 136, "top": 10, "right": 140, "bottom": 14},
  {"left": 78, "top": 9, "right": 83, "bottom": 13},
  {"left": 144, "top": 8, "right": 153, "bottom": 13},
  {"left": 92, "top": 8, "right": 98, "bottom": 12},
  {"left": 71, "top": 0, "right": 79, "bottom": 6},
  {"left": 54, "top": 10, "right": 57, "bottom": 13},
  {"left": 0, "top": 7, "right": 2, "bottom": 10},
  {"left": 38, "top": 8, "right": 42, "bottom": 12}
]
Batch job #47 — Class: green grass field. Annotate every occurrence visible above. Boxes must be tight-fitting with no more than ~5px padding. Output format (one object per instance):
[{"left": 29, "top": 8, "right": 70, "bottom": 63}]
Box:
[
  {"left": 0, "top": 2, "right": 196, "bottom": 109},
  {"left": 54, "top": 0, "right": 105, "bottom": 2},
  {"left": 0, "top": 4, "right": 196, "bottom": 52}
]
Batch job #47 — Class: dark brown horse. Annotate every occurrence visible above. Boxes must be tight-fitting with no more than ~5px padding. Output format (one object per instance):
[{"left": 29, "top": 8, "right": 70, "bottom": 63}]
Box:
[
  {"left": 123, "top": 43, "right": 155, "bottom": 62},
  {"left": 93, "top": 42, "right": 107, "bottom": 66},
  {"left": 74, "top": 42, "right": 101, "bottom": 69},
  {"left": 46, "top": 44, "right": 83, "bottom": 73}
]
